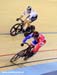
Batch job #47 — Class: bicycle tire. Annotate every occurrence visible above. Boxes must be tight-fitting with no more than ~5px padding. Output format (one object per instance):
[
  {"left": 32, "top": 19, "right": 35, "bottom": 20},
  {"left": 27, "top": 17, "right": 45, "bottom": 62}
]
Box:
[
  {"left": 10, "top": 23, "right": 22, "bottom": 36},
  {"left": 10, "top": 50, "right": 26, "bottom": 63}
]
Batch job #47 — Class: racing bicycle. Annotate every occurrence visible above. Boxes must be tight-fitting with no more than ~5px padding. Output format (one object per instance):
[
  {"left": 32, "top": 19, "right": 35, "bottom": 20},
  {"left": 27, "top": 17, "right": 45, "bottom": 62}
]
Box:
[
  {"left": 10, "top": 18, "right": 35, "bottom": 37},
  {"left": 10, "top": 43, "right": 34, "bottom": 64}
]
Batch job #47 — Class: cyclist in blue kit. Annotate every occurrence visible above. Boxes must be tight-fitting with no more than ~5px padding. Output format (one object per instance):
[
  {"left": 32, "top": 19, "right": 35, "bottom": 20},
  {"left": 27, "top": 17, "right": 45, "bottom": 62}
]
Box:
[{"left": 21, "top": 31, "right": 46, "bottom": 60}]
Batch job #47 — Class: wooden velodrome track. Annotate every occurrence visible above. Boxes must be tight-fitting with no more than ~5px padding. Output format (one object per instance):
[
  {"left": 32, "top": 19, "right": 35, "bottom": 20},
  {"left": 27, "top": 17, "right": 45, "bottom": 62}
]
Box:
[{"left": 0, "top": 0, "right": 57, "bottom": 72}]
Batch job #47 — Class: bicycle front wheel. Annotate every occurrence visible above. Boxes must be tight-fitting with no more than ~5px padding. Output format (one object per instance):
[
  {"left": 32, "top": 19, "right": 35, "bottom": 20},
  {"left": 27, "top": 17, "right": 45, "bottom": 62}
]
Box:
[
  {"left": 10, "top": 23, "right": 22, "bottom": 36},
  {"left": 10, "top": 50, "right": 26, "bottom": 64}
]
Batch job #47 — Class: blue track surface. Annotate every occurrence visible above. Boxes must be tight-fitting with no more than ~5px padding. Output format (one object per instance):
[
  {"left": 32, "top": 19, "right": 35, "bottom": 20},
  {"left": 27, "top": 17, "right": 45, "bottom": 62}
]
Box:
[{"left": 0, "top": 62, "right": 57, "bottom": 75}]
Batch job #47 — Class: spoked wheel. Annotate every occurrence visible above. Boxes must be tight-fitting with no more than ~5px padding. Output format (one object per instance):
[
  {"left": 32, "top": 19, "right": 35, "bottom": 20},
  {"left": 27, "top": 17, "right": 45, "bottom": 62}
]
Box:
[
  {"left": 10, "top": 50, "right": 26, "bottom": 64},
  {"left": 10, "top": 23, "right": 22, "bottom": 36},
  {"left": 10, "top": 54, "right": 19, "bottom": 63}
]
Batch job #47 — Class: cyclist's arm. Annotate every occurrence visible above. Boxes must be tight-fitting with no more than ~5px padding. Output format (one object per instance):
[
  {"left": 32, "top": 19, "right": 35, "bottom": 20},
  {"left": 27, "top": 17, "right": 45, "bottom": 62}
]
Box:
[
  {"left": 22, "top": 33, "right": 33, "bottom": 43},
  {"left": 26, "top": 15, "right": 30, "bottom": 19}
]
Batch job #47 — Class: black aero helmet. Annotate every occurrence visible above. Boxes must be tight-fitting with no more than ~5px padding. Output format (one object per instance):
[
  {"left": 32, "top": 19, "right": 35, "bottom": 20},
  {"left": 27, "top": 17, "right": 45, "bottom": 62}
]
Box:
[
  {"left": 33, "top": 31, "right": 39, "bottom": 38},
  {"left": 27, "top": 6, "right": 32, "bottom": 11}
]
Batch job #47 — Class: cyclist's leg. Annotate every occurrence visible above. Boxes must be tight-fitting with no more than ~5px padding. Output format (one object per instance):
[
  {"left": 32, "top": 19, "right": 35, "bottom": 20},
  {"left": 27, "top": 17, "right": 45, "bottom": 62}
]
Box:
[
  {"left": 24, "top": 44, "right": 35, "bottom": 60},
  {"left": 24, "top": 19, "right": 31, "bottom": 27},
  {"left": 24, "top": 42, "right": 39, "bottom": 60},
  {"left": 24, "top": 40, "right": 38, "bottom": 60},
  {"left": 21, "top": 46, "right": 31, "bottom": 57},
  {"left": 24, "top": 50, "right": 35, "bottom": 60},
  {"left": 25, "top": 15, "right": 37, "bottom": 30}
]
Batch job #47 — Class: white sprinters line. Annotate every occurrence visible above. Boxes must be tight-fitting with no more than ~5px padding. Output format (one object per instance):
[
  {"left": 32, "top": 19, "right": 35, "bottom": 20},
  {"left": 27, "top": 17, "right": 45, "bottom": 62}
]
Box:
[{"left": 2, "top": 71, "right": 24, "bottom": 74}]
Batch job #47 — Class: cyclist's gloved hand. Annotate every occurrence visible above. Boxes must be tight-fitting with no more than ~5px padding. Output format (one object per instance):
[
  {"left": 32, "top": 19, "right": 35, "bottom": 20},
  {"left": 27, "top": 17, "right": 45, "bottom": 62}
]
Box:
[
  {"left": 21, "top": 43, "right": 24, "bottom": 46},
  {"left": 16, "top": 18, "right": 19, "bottom": 21}
]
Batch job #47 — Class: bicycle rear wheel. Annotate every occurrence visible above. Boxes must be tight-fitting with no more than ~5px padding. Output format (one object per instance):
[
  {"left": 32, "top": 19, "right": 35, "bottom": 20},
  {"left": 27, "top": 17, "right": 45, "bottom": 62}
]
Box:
[{"left": 10, "top": 23, "right": 22, "bottom": 36}]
